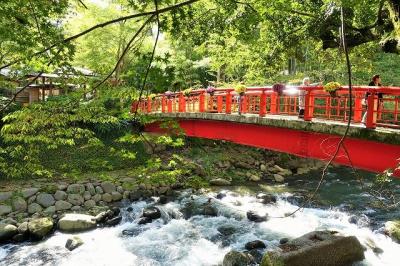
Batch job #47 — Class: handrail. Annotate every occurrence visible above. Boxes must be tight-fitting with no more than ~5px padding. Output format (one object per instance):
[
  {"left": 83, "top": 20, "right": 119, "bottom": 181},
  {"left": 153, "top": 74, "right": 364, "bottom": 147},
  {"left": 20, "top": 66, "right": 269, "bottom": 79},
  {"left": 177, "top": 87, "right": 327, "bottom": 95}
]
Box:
[{"left": 133, "top": 86, "right": 400, "bottom": 129}]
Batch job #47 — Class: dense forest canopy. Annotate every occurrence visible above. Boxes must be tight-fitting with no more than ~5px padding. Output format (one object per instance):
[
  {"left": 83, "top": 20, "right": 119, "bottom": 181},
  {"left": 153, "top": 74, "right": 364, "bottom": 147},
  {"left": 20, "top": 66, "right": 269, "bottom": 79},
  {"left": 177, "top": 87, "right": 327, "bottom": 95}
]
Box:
[{"left": 1, "top": 0, "right": 400, "bottom": 90}]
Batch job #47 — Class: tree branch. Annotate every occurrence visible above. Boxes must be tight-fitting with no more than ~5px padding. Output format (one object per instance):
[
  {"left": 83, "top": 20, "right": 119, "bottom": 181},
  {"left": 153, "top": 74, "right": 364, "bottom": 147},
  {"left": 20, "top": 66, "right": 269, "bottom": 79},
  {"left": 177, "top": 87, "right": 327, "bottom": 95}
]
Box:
[
  {"left": 91, "top": 15, "right": 154, "bottom": 91},
  {"left": 0, "top": 0, "right": 200, "bottom": 71}
]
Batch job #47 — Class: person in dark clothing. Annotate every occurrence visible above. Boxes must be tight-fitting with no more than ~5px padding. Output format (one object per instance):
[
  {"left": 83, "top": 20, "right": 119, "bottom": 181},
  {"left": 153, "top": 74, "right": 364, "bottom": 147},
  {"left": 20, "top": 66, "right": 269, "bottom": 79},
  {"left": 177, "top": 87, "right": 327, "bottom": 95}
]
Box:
[{"left": 362, "top": 74, "right": 383, "bottom": 123}]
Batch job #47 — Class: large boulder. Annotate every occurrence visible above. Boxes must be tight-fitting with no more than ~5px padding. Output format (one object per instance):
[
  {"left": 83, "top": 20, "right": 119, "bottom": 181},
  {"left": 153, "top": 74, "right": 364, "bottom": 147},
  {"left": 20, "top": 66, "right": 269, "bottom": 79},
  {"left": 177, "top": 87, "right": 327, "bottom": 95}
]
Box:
[
  {"left": 28, "top": 217, "right": 54, "bottom": 240},
  {"left": 384, "top": 220, "right": 400, "bottom": 242},
  {"left": 0, "top": 224, "right": 18, "bottom": 242},
  {"left": 111, "top": 191, "right": 122, "bottom": 201},
  {"left": 58, "top": 213, "right": 97, "bottom": 232},
  {"left": 36, "top": 193, "right": 55, "bottom": 208},
  {"left": 261, "top": 231, "right": 365, "bottom": 266},
  {"left": 223, "top": 250, "right": 253, "bottom": 266}
]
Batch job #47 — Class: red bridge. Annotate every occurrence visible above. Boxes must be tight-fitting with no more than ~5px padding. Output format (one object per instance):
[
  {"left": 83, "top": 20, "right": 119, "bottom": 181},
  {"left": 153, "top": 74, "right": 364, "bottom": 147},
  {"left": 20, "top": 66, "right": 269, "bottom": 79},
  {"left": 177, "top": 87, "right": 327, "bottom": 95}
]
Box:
[{"left": 134, "top": 86, "right": 400, "bottom": 177}]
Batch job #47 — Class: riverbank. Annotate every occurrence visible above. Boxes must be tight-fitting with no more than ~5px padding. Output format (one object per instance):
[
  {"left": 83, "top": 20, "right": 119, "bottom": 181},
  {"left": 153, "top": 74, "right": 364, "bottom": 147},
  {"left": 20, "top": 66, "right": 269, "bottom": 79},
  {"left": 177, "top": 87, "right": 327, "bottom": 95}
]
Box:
[{"left": 1, "top": 138, "right": 400, "bottom": 265}]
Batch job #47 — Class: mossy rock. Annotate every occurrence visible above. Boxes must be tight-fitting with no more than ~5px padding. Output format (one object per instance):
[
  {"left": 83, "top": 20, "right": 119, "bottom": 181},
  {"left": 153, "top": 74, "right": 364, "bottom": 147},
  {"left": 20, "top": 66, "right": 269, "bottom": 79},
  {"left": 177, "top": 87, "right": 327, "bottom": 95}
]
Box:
[{"left": 385, "top": 220, "right": 400, "bottom": 242}]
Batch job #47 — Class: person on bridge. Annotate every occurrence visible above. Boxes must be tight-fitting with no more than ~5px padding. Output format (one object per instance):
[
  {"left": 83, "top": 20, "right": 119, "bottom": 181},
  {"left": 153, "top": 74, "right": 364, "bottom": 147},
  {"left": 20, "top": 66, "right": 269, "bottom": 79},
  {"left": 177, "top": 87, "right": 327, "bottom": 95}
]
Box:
[
  {"left": 362, "top": 74, "right": 383, "bottom": 123},
  {"left": 298, "top": 77, "right": 320, "bottom": 118}
]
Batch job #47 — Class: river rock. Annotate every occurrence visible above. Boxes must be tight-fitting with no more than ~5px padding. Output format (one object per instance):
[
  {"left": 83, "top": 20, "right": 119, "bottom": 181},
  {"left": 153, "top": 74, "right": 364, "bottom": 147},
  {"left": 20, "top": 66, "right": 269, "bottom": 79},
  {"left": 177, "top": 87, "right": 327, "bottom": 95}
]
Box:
[
  {"left": 44, "top": 206, "right": 56, "bottom": 215},
  {"left": 67, "top": 184, "right": 85, "bottom": 194},
  {"left": 65, "top": 236, "right": 84, "bottom": 251},
  {"left": 105, "top": 216, "right": 122, "bottom": 226},
  {"left": 58, "top": 213, "right": 97, "bottom": 232},
  {"left": 18, "top": 222, "right": 29, "bottom": 235},
  {"left": 54, "top": 190, "right": 67, "bottom": 201},
  {"left": 84, "top": 200, "right": 96, "bottom": 209},
  {"left": 0, "top": 204, "right": 12, "bottom": 216},
  {"left": 0, "top": 192, "right": 12, "bottom": 202},
  {"left": 261, "top": 231, "right": 365, "bottom": 266},
  {"left": 247, "top": 211, "right": 268, "bottom": 222},
  {"left": 111, "top": 191, "right": 122, "bottom": 201},
  {"left": 68, "top": 194, "right": 84, "bottom": 206},
  {"left": 83, "top": 191, "right": 91, "bottom": 200},
  {"left": 218, "top": 225, "right": 237, "bottom": 236},
  {"left": 384, "top": 220, "right": 400, "bottom": 242},
  {"left": 138, "top": 217, "right": 152, "bottom": 225},
  {"left": 21, "top": 188, "right": 39, "bottom": 198},
  {"left": 28, "top": 203, "right": 43, "bottom": 214},
  {"left": 12, "top": 197, "right": 27, "bottom": 212},
  {"left": 0, "top": 224, "right": 18, "bottom": 242},
  {"left": 101, "top": 182, "right": 116, "bottom": 193},
  {"left": 95, "top": 186, "right": 104, "bottom": 194},
  {"left": 92, "top": 194, "right": 101, "bottom": 202},
  {"left": 249, "top": 174, "right": 261, "bottom": 182},
  {"left": 86, "top": 183, "right": 96, "bottom": 196},
  {"left": 202, "top": 205, "right": 218, "bottom": 216},
  {"left": 28, "top": 196, "right": 36, "bottom": 204},
  {"left": 102, "top": 193, "right": 113, "bottom": 203},
  {"left": 71, "top": 206, "right": 82, "bottom": 211},
  {"left": 129, "top": 190, "right": 142, "bottom": 201},
  {"left": 273, "top": 174, "right": 285, "bottom": 183},
  {"left": 28, "top": 217, "right": 53, "bottom": 240},
  {"left": 142, "top": 207, "right": 161, "bottom": 219},
  {"left": 223, "top": 250, "right": 253, "bottom": 266},
  {"left": 55, "top": 200, "right": 72, "bottom": 211},
  {"left": 257, "top": 193, "right": 277, "bottom": 204},
  {"left": 245, "top": 240, "right": 266, "bottom": 250},
  {"left": 260, "top": 164, "right": 267, "bottom": 172},
  {"left": 36, "top": 193, "right": 55, "bottom": 208},
  {"left": 210, "top": 178, "right": 231, "bottom": 186}
]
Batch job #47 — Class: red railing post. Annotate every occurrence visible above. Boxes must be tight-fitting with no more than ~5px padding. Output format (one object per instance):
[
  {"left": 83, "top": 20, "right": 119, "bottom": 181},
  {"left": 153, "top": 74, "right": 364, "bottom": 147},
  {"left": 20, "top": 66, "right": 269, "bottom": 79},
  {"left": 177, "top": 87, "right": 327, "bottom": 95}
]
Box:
[
  {"left": 354, "top": 92, "right": 363, "bottom": 123},
  {"left": 226, "top": 90, "right": 232, "bottom": 114},
  {"left": 241, "top": 95, "right": 247, "bottom": 114},
  {"left": 217, "top": 95, "right": 223, "bottom": 113},
  {"left": 304, "top": 89, "right": 313, "bottom": 121},
  {"left": 147, "top": 97, "right": 152, "bottom": 113},
  {"left": 366, "top": 93, "right": 378, "bottom": 129},
  {"left": 270, "top": 92, "right": 278, "bottom": 114},
  {"left": 179, "top": 93, "right": 185, "bottom": 112},
  {"left": 199, "top": 91, "right": 205, "bottom": 112},
  {"left": 167, "top": 98, "right": 172, "bottom": 113},
  {"left": 259, "top": 89, "right": 267, "bottom": 117},
  {"left": 161, "top": 96, "right": 166, "bottom": 113}
]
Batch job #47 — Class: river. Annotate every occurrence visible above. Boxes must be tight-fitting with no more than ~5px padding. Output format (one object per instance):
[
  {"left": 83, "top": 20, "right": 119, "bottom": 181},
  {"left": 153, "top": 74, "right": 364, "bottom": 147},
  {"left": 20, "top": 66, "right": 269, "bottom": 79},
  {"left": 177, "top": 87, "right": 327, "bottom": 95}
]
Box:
[{"left": 1, "top": 167, "right": 399, "bottom": 265}]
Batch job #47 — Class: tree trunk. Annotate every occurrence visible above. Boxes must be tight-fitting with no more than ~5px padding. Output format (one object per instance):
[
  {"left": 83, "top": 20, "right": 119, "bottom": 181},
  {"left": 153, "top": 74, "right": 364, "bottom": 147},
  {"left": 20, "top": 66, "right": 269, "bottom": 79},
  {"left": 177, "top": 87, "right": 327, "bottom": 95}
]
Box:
[{"left": 381, "top": 0, "right": 400, "bottom": 53}]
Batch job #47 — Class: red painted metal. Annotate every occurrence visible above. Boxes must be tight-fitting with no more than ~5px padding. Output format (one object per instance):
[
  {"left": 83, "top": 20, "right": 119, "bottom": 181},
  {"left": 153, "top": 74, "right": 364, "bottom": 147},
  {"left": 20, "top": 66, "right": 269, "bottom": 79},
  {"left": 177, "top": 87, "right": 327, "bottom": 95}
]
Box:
[
  {"left": 145, "top": 120, "right": 400, "bottom": 177},
  {"left": 134, "top": 86, "right": 400, "bottom": 129}
]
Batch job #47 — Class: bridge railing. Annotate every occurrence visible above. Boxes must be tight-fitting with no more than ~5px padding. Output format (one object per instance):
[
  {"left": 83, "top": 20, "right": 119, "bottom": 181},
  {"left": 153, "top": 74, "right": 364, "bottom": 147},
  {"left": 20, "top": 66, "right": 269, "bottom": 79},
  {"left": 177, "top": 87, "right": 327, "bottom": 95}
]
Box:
[{"left": 132, "top": 86, "right": 400, "bottom": 129}]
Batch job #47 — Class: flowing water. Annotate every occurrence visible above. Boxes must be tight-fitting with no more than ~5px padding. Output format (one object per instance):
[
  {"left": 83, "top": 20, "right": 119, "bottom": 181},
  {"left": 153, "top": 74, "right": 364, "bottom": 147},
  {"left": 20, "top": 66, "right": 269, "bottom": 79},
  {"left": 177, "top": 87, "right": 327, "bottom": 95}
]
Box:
[{"left": 1, "top": 167, "right": 400, "bottom": 266}]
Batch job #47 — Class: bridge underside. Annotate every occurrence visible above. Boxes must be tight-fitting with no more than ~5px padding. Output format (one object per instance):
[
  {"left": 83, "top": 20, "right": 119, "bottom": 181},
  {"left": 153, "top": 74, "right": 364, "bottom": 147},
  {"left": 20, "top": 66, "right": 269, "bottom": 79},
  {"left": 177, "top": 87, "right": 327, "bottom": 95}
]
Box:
[{"left": 145, "top": 118, "right": 400, "bottom": 177}]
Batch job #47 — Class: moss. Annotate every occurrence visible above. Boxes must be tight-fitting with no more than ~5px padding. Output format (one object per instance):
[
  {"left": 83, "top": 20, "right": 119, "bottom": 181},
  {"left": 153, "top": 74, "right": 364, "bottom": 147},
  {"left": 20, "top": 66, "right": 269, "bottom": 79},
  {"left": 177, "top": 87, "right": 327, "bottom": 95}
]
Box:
[{"left": 40, "top": 184, "right": 58, "bottom": 194}]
